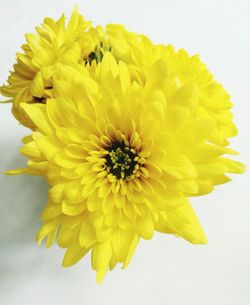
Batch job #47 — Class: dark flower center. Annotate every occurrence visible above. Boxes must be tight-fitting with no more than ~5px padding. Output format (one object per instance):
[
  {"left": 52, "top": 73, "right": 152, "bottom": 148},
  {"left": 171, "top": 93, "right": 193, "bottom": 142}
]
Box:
[
  {"left": 87, "top": 50, "right": 103, "bottom": 65},
  {"left": 105, "top": 141, "right": 138, "bottom": 179},
  {"left": 85, "top": 42, "right": 112, "bottom": 65}
]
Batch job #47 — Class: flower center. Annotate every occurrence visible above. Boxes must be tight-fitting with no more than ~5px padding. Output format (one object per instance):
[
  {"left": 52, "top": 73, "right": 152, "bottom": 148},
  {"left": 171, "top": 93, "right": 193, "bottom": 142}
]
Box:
[
  {"left": 87, "top": 49, "right": 103, "bottom": 64},
  {"left": 85, "top": 42, "right": 112, "bottom": 65},
  {"left": 105, "top": 141, "right": 138, "bottom": 179}
]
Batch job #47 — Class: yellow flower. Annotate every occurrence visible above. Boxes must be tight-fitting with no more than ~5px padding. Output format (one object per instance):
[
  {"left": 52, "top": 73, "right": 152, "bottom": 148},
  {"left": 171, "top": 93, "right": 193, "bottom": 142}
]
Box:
[
  {"left": 74, "top": 23, "right": 238, "bottom": 146},
  {"left": 13, "top": 55, "right": 244, "bottom": 282},
  {"left": 98, "top": 25, "right": 238, "bottom": 146},
  {"left": 0, "top": 7, "right": 93, "bottom": 128}
]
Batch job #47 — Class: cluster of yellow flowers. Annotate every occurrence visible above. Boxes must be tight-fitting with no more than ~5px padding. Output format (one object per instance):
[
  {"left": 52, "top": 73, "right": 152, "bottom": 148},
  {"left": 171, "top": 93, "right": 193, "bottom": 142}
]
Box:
[{"left": 1, "top": 8, "right": 245, "bottom": 283}]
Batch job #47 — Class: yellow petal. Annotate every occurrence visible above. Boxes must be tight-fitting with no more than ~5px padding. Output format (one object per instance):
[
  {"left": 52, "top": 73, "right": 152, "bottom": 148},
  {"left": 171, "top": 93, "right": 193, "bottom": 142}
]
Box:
[
  {"left": 62, "top": 245, "right": 90, "bottom": 267},
  {"left": 21, "top": 103, "right": 54, "bottom": 135},
  {"left": 136, "top": 215, "right": 154, "bottom": 240}
]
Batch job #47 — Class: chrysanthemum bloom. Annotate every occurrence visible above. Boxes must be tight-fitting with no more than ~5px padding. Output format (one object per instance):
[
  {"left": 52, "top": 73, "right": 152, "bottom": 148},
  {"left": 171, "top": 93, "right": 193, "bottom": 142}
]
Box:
[
  {"left": 12, "top": 54, "right": 244, "bottom": 282},
  {"left": 92, "top": 25, "right": 238, "bottom": 146},
  {"left": 70, "top": 22, "right": 239, "bottom": 146},
  {"left": 0, "top": 8, "right": 137, "bottom": 129},
  {"left": 0, "top": 8, "right": 95, "bottom": 128}
]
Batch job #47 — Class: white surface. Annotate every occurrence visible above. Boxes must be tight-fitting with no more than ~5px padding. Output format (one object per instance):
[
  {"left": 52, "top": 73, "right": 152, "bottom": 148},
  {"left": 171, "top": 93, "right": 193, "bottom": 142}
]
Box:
[{"left": 0, "top": 1, "right": 250, "bottom": 304}]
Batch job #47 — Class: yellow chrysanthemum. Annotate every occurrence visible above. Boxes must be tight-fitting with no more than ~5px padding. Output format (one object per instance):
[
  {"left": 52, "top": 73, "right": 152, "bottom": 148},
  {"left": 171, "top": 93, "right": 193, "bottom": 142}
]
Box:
[
  {"left": 0, "top": 9, "right": 134, "bottom": 129},
  {"left": 11, "top": 55, "right": 244, "bottom": 282},
  {"left": 0, "top": 7, "right": 95, "bottom": 128},
  {"left": 92, "top": 24, "right": 238, "bottom": 146}
]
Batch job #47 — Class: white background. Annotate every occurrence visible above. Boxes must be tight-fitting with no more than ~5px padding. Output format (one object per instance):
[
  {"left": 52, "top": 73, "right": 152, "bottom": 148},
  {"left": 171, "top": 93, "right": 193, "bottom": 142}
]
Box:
[{"left": 0, "top": 1, "right": 249, "bottom": 304}]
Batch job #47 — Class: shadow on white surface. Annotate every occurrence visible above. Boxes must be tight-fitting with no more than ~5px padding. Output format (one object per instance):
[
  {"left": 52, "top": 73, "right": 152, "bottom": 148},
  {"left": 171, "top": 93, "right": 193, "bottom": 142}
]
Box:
[
  {"left": 0, "top": 140, "right": 47, "bottom": 245},
  {"left": 0, "top": 138, "right": 47, "bottom": 280}
]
